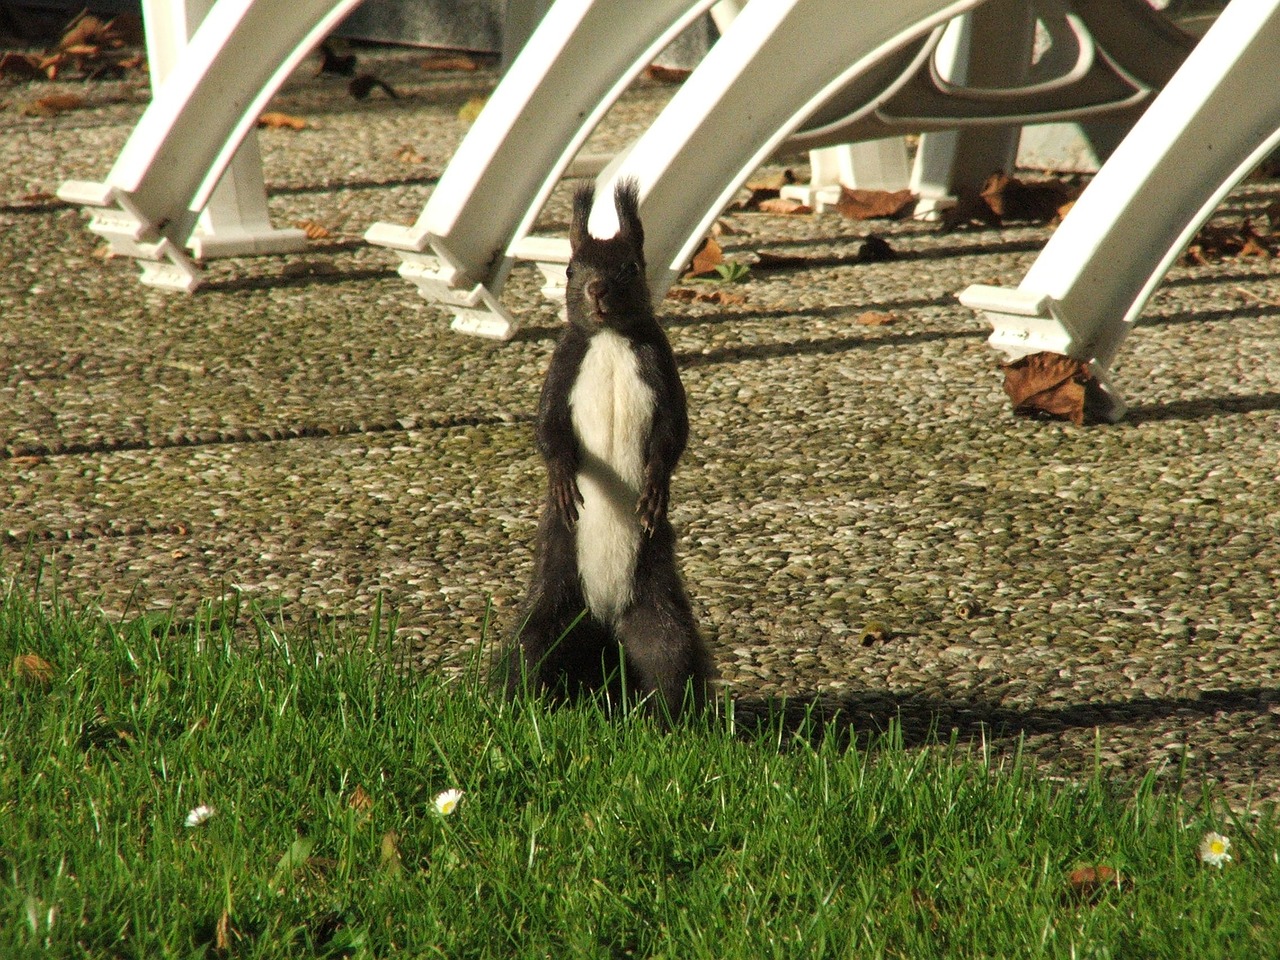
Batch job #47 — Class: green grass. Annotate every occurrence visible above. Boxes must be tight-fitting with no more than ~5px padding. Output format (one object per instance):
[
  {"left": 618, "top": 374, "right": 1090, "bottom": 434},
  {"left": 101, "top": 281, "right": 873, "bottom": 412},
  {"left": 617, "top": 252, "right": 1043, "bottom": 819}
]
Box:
[{"left": 2, "top": 574, "right": 1276, "bottom": 959}]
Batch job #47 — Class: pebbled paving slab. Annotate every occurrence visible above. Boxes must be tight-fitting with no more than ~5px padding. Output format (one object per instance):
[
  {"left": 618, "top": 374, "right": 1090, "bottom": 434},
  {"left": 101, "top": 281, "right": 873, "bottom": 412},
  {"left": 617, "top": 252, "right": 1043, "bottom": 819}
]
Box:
[{"left": 2, "top": 50, "right": 1278, "bottom": 809}]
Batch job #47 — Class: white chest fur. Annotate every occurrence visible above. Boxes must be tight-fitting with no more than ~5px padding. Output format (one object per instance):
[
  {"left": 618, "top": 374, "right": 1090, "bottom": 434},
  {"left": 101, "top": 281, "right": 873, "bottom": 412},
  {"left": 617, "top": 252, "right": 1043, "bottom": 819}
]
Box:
[{"left": 568, "top": 329, "right": 656, "bottom": 624}]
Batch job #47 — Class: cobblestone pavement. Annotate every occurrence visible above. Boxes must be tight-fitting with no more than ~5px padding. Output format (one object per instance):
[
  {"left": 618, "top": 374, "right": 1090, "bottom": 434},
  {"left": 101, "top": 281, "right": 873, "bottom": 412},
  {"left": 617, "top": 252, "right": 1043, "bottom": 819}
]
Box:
[{"left": 2, "top": 51, "right": 1277, "bottom": 808}]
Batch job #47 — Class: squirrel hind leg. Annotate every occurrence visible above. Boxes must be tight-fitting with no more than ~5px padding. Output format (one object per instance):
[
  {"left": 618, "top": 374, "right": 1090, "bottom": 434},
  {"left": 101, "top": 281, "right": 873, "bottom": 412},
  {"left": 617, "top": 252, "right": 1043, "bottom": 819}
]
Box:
[
  {"left": 614, "top": 596, "right": 714, "bottom": 723},
  {"left": 501, "top": 607, "right": 620, "bottom": 706}
]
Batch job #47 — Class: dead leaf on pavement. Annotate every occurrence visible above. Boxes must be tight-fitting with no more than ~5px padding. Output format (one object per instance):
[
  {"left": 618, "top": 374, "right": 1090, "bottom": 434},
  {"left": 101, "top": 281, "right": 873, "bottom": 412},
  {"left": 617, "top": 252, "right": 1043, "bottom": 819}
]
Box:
[
  {"left": 645, "top": 64, "right": 691, "bottom": 83},
  {"left": 1182, "top": 219, "right": 1275, "bottom": 265},
  {"left": 666, "top": 287, "right": 746, "bottom": 306},
  {"left": 0, "top": 52, "right": 43, "bottom": 80},
  {"left": 856, "top": 311, "right": 898, "bottom": 326},
  {"left": 757, "top": 197, "right": 812, "bottom": 216},
  {"left": 1000, "top": 352, "right": 1101, "bottom": 426},
  {"left": 257, "top": 112, "right": 307, "bottom": 130},
  {"left": 684, "top": 236, "right": 724, "bottom": 278},
  {"left": 20, "top": 93, "right": 85, "bottom": 117},
  {"left": 394, "top": 143, "right": 426, "bottom": 163},
  {"left": 981, "top": 172, "right": 1073, "bottom": 222},
  {"left": 293, "top": 220, "right": 331, "bottom": 240},
  {"left": 836, "top": 187, "right": 916, "bottom": 220},
  {"left": 421, "top": 53, "right": 479, "bottom": 71}
]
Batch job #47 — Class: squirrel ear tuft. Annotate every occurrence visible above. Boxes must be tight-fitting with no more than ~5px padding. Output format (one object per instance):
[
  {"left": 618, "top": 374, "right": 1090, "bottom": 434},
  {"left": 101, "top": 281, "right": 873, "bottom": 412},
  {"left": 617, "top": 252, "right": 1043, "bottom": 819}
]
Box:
[
  {"left": 570, "top": 183, "right": 595, "bottom": 252},
  {"left": 613, "top": 177, "right": 645, "bottom": 258}
]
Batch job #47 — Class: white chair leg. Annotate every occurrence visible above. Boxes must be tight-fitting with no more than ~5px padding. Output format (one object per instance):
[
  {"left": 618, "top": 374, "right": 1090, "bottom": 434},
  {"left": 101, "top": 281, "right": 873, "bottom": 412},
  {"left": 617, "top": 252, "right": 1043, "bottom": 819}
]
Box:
[
  {"left": 59, "top": 0, "right": 362, "bottom": 290},
  {"left": 911, "top": 0, "right": 1033, "bottom": 217},
  {"left": 364, "top": 0, "right": 721, "bottom": 340},
  {"left": 960, "top": 0, "right": 1280, "bottom": 420},
  {"left": 780, "top": 140, "right": 913, "bottom": 211}
]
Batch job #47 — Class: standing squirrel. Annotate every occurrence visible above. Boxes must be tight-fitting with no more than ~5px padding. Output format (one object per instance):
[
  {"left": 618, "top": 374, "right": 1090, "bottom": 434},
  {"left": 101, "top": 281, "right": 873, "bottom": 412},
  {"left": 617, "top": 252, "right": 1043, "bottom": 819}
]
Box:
[{"left": 500, "top": 178, "right": 713, "bottom": 720}]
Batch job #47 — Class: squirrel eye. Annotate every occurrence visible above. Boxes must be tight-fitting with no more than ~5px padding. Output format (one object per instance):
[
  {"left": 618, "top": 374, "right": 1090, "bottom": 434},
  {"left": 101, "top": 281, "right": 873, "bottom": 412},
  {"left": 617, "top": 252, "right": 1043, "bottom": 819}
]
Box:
[{"left": 564, "top": 263, "right": 575, "bottom": 281}]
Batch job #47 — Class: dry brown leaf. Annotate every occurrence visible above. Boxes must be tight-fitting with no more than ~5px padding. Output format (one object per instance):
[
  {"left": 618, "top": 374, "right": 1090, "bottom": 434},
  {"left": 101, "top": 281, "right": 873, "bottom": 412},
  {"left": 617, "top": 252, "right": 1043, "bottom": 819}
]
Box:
[
  {"left": 421, "top": 53, "right": 478, "bottom": 71},
  {"left": 13, "top": 653, "right": 54, "bottom": 687},
  {"left": 1001, "top": 352, "right": 1099, "bottom": 426},
  {"left": 294, "top": 220, "right": 331, "bottom": 240},
  {"left": 0, "top": 52, "right": 43, "bottom": 80},
  {"left": 394, "top": 144, "right": 424, "bottom": 165},
  {"left": 757, "top": 197, "right": 812, "bottom": 216},
  {"left": 347, "top": 784, "right": 373, "bottom": 812},
  {"left": 980, "top": 173, "right": 1072, "bottom": 223},
  {"left": 745, "top": 170, "right": 797, "bottom": 192},
  {"left": 21, "top": 93, "right": 85, "bottom": 117},
  {"left": 9, "top": 454, "right": 45, "bottom": 465},
  {"left": 836, "top": 187, "right": 916, "bottom": 220},
  {"left": 666, "top": 287, "right": 745, "bottom": 306},
  {"left": 856, "top": 311, "right": 898, "bottom": 326},
  {"left": 1067, "top": 865, "right": 1124, "bottom": 903},
  {"left": 1181, "top": 220, "right": 1276, "bottom": 265},
  {"left": 215, "top": 908, "right": 232, "bottom": 951},
  {"left": 684, "top": 236, "right": 724, "bottom": 278},
  {"left": 645, "top": 64, "right": 691, "bottom": 83},
  {"left": 257, "top": 111, "right": 306, "bottom": 131}
]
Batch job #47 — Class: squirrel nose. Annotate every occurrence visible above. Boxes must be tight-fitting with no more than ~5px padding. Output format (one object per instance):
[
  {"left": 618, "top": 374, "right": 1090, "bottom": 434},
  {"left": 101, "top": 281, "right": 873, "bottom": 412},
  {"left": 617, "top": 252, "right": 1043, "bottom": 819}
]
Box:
[{"left": 585, "top": 279, "right": 608, "bottom": 313}]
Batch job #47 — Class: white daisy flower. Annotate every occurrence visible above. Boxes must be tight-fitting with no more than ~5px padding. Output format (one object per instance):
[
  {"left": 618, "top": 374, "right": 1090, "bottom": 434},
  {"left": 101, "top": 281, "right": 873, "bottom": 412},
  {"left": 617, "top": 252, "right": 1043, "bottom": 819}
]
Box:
[
  {"left": 184, "top": 804, "right": 216, "bottom": 828},
  {"left": 1198, "top": 831, "right": 1232, "bottom": 868},
  {"left": 433, "top": 789, "right": 463, "bottom": 817}
]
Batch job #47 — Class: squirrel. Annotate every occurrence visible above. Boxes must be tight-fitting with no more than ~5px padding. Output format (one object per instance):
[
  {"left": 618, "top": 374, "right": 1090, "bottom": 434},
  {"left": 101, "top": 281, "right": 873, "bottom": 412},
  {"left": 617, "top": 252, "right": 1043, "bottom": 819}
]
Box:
[{"left": 499, "top": 178, "right": 713, "bottom": 721}]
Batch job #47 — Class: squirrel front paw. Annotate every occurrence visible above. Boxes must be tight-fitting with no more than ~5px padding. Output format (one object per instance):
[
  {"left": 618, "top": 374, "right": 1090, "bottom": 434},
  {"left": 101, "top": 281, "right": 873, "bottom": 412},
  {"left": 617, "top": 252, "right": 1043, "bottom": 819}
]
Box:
[
  {"left": 548, "top": 466, "right": 583, "bottom": 527},
  {"left": 637, "top": 477, "right": 669, "bottom": 537}
]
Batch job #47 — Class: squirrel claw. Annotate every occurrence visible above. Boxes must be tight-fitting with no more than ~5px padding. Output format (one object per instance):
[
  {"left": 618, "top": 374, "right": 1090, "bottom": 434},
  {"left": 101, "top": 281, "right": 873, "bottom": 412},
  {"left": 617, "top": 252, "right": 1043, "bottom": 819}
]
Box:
[
  {"left": 550, "top": 472, "right": 582, "bottom": 527},
  {"left": 637, "top": 482, "right": 667, "bottom": 537}
]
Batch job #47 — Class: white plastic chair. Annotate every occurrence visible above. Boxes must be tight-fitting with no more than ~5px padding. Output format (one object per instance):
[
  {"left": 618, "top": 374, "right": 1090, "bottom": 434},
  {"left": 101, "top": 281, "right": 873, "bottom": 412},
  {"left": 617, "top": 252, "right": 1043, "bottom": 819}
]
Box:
[
  {"left": 960, "top": 0, "right": 1280, "bottom": 420},
  {"left": 370, "top": 0, "right": 1193, "bottom": 338},
  {"left": 58, "top": 0, "right": 374, "bottom": 290}
]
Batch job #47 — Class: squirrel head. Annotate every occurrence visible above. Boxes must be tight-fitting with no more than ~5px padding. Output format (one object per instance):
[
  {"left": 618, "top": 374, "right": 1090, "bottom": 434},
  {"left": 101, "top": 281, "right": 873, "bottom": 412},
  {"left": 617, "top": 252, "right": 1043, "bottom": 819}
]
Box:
[{"left": 565, "top": 178, "right": 652, "bottom": 332}]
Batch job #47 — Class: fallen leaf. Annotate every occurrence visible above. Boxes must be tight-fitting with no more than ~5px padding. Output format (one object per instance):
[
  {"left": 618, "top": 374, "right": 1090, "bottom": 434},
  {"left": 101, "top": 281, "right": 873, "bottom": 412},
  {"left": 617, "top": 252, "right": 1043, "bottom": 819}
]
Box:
[
  {"left": 349, "top": 74, "right": 398, "bottom": 100},
  {"left": 421, "top": 53, "right": 478, "bottom": 71},
  {"left": 1181, "top": 219, "right": 1276, "bottom": 265},
  {"left": 457, "top": 95, "right": 487, "bottom": 123},
  {"left": 9, "top": 454, "right": 45, "bottom": 465},
  {"left": 13, "top": 653, "right": 54, "bottom": 687},
  {"left": 836, "top": 187, "right": 916, "bottom": 220},
  {"left": 257, "top": 112, "right": 306, "bottom": 131},
  {"left": 21, "top": 93, "right": 85, "bottom": 117},
  {"left": 0, "top": 52, "right": 43, "bottom": 80},
  {"left": 347, "top": 784, "right": 373, "bottom": 812},
  {"left": 856, "top": 311, "right": 898, "bottom": 326},
  {"left": 684, "top": 236, "right": 724, "bottom": 278},
  {"left": 394, "top": 143, "right": 426, "bottom": 163},
  {"left": 665, "top": 287, "right": 745, "bottom": 306},
  {"left": 59, "top": 13, "right": 121, "bottom": 51},
  {"left": 1067, "top": 865, "right": 1124, "bottom": 903},
  {"left": 1001, "top": 352, "right": 1104, "bottom": 425},
  {"left": 293, "top": 220, "right": 331, "bottom": 240},
  {"left": 645, "top": 64, "right": 691, "bottom": 83},
  {"left": 757, "top": 197, "right": 812, "bottom": 216},
  {"left": 745, "top": 170, "right": 797, "bottom": 192},
  {"left": 981, "top": 173, "right": 1072, "bottom": 223},
  {"left": 215, "top": 908, "right": 233, "bottom": 951}
]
